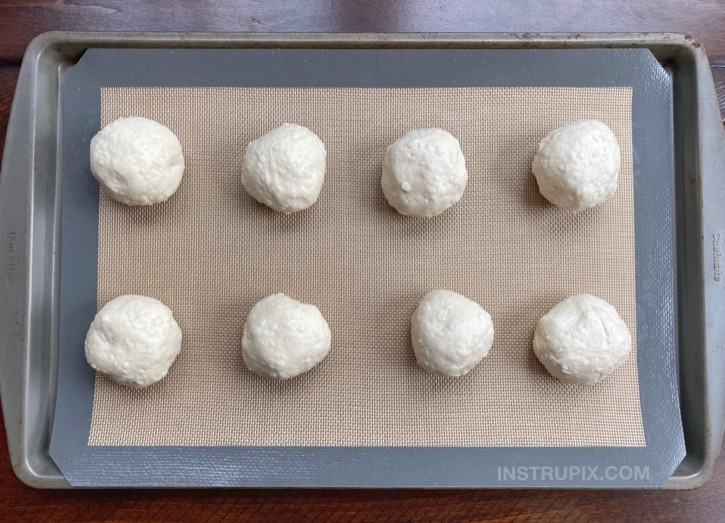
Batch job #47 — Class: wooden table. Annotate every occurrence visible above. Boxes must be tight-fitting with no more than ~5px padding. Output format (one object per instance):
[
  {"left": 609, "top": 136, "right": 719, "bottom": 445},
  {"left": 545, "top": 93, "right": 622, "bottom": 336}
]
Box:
[{"left": 1, "top": 2, "right": 724, "bottom": 521}]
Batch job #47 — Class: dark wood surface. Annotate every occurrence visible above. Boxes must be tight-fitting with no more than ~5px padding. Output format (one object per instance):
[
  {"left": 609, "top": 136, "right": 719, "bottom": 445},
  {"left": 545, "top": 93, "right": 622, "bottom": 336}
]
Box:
[
  {"left": 0, "top": 0, "right": 724, "bottom": 67},
  {"left": 1, "top": 1, "right": 725, "bottom": 521}
]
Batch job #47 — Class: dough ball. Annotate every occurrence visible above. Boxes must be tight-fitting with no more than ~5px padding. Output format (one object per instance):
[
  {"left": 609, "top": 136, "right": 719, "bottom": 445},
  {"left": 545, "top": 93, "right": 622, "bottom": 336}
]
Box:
[
  {"left": 381, "top": 128, "right": 468, "bottom": 217},
  {"left": 242, "top": 293, "right": 331, "bottom": 379},
  {"left": 411, "top": 290, "right": 494, "bottom": 377},
  {"left": 532, "top": 120, "right": 621, "bottom": 211},
  {"left": 90, "top": 116, "right": 185, "bottom": 205},
  {"left": 533, "top": 294, "right": 632, "bottom": 385},
  {"left": 242, "top": 123, "right": 326, "bottom": 213},
  {"left": 84, "top": 295, "right": 183, "bottom": 388}
]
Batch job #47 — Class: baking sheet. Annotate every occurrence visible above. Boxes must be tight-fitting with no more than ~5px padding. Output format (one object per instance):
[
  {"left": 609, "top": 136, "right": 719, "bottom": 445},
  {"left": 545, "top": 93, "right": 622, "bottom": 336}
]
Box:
[{"left": 49, "top": 47, "right": 684, "bottom": 487}]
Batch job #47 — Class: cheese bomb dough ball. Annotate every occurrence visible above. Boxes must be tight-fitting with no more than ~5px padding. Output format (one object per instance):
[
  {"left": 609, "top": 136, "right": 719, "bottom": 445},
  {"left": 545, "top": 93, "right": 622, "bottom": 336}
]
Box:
[
  {"left": 84, "top": 295, "right": 183, "bottom": 388},
  {"left": 533, "top": 294, "right": 631, "bottom": 385},
  {"left": 381, "top": 128, "right": 468, "bottom": 217},
  {"left": 242, "top": 294, "right": 332, "bottom": 379},
  {"left": 532, "top": 120, "right": 621, "bottom": 212},
  {"left": 411, "top": 290, "right": 494, "bottom": 377},
  {"left": 90, "top": 117, "right": 185, "bottom": 205},
  {"left": 242, "top": 123, "right": 327, "bottom": 213}
]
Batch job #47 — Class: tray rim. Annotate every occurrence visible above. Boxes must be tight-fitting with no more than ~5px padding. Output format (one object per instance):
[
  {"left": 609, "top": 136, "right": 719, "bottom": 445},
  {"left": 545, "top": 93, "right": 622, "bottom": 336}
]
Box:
[{"left": 1, "top": 31, "right": 723, "bottom": 489}]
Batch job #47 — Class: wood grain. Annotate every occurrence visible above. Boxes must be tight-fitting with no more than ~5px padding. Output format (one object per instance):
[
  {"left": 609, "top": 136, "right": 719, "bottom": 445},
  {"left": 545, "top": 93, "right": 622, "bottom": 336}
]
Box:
[
  {"left": 0, "top": 1, "right": 723, "bottom": 66},
  {"left": 0, "top": 69, "right": 16, "bottom": 164},
  {"left": 1, "top": 1, "right": 725, "bottom": 518}
]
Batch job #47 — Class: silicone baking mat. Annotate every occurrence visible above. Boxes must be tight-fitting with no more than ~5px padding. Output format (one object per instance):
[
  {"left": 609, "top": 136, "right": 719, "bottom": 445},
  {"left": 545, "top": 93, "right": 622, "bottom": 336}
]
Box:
[
  {"left": 89, "top": 85, "right": 641, "bottom": 447},
  {"left": 50, "top": 48, "right": 684, "bottom": 487}
]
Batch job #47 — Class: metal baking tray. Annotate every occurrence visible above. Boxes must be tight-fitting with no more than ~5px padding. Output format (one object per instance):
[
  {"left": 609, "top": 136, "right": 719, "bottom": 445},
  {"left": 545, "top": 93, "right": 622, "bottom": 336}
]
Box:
[{"left": 1, "top": 32, "right": 724, "bottom": 489}]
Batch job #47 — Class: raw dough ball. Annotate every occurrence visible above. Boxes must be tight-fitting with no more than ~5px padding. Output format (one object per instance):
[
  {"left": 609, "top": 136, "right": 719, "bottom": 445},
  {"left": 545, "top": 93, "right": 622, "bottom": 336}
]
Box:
[
  {"left": 533, "top": 294, "right": 632, "bottom": 385},
  {"left": 242, "top": 293, "right": 332, "bottom": 379},
  {"left": 381, "top": 128, "right": 468, "bottom": 217},
  {"left": 532, "top": 120, "right": 621, "bottom": 211},
  {"left": 84, "top": 295, "right": 183, "bottom": 388},
  {"left": 90, "top": 116, "right": 185, "bottom": 205},
  {"left": 411, "top": 290, "right": 494, "bottom": 377},
  {"left": 242, "top": 123, "right": 327, "bottom": 213}
]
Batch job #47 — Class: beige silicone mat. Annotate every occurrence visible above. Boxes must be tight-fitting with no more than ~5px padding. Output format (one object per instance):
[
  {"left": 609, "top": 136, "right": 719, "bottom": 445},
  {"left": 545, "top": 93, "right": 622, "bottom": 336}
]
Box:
[{"left": 88, "top": 86, "right": 643, "bottom": 447}]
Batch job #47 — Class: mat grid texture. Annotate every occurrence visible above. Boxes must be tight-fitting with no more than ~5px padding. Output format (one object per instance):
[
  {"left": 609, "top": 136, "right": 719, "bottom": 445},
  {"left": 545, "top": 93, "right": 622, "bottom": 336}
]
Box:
[{"left": 88, "top": 86, "right": 643, "bottom": 447}]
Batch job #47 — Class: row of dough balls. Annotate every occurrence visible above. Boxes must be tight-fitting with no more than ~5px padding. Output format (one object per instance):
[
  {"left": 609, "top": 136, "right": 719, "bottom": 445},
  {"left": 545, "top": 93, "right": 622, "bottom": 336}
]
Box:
[
  {"left": 89, "top": 117, "right": 622, "bottom": 214},
  {"left": 84, "top": 291, "right": 632, "bottom": 388}
]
